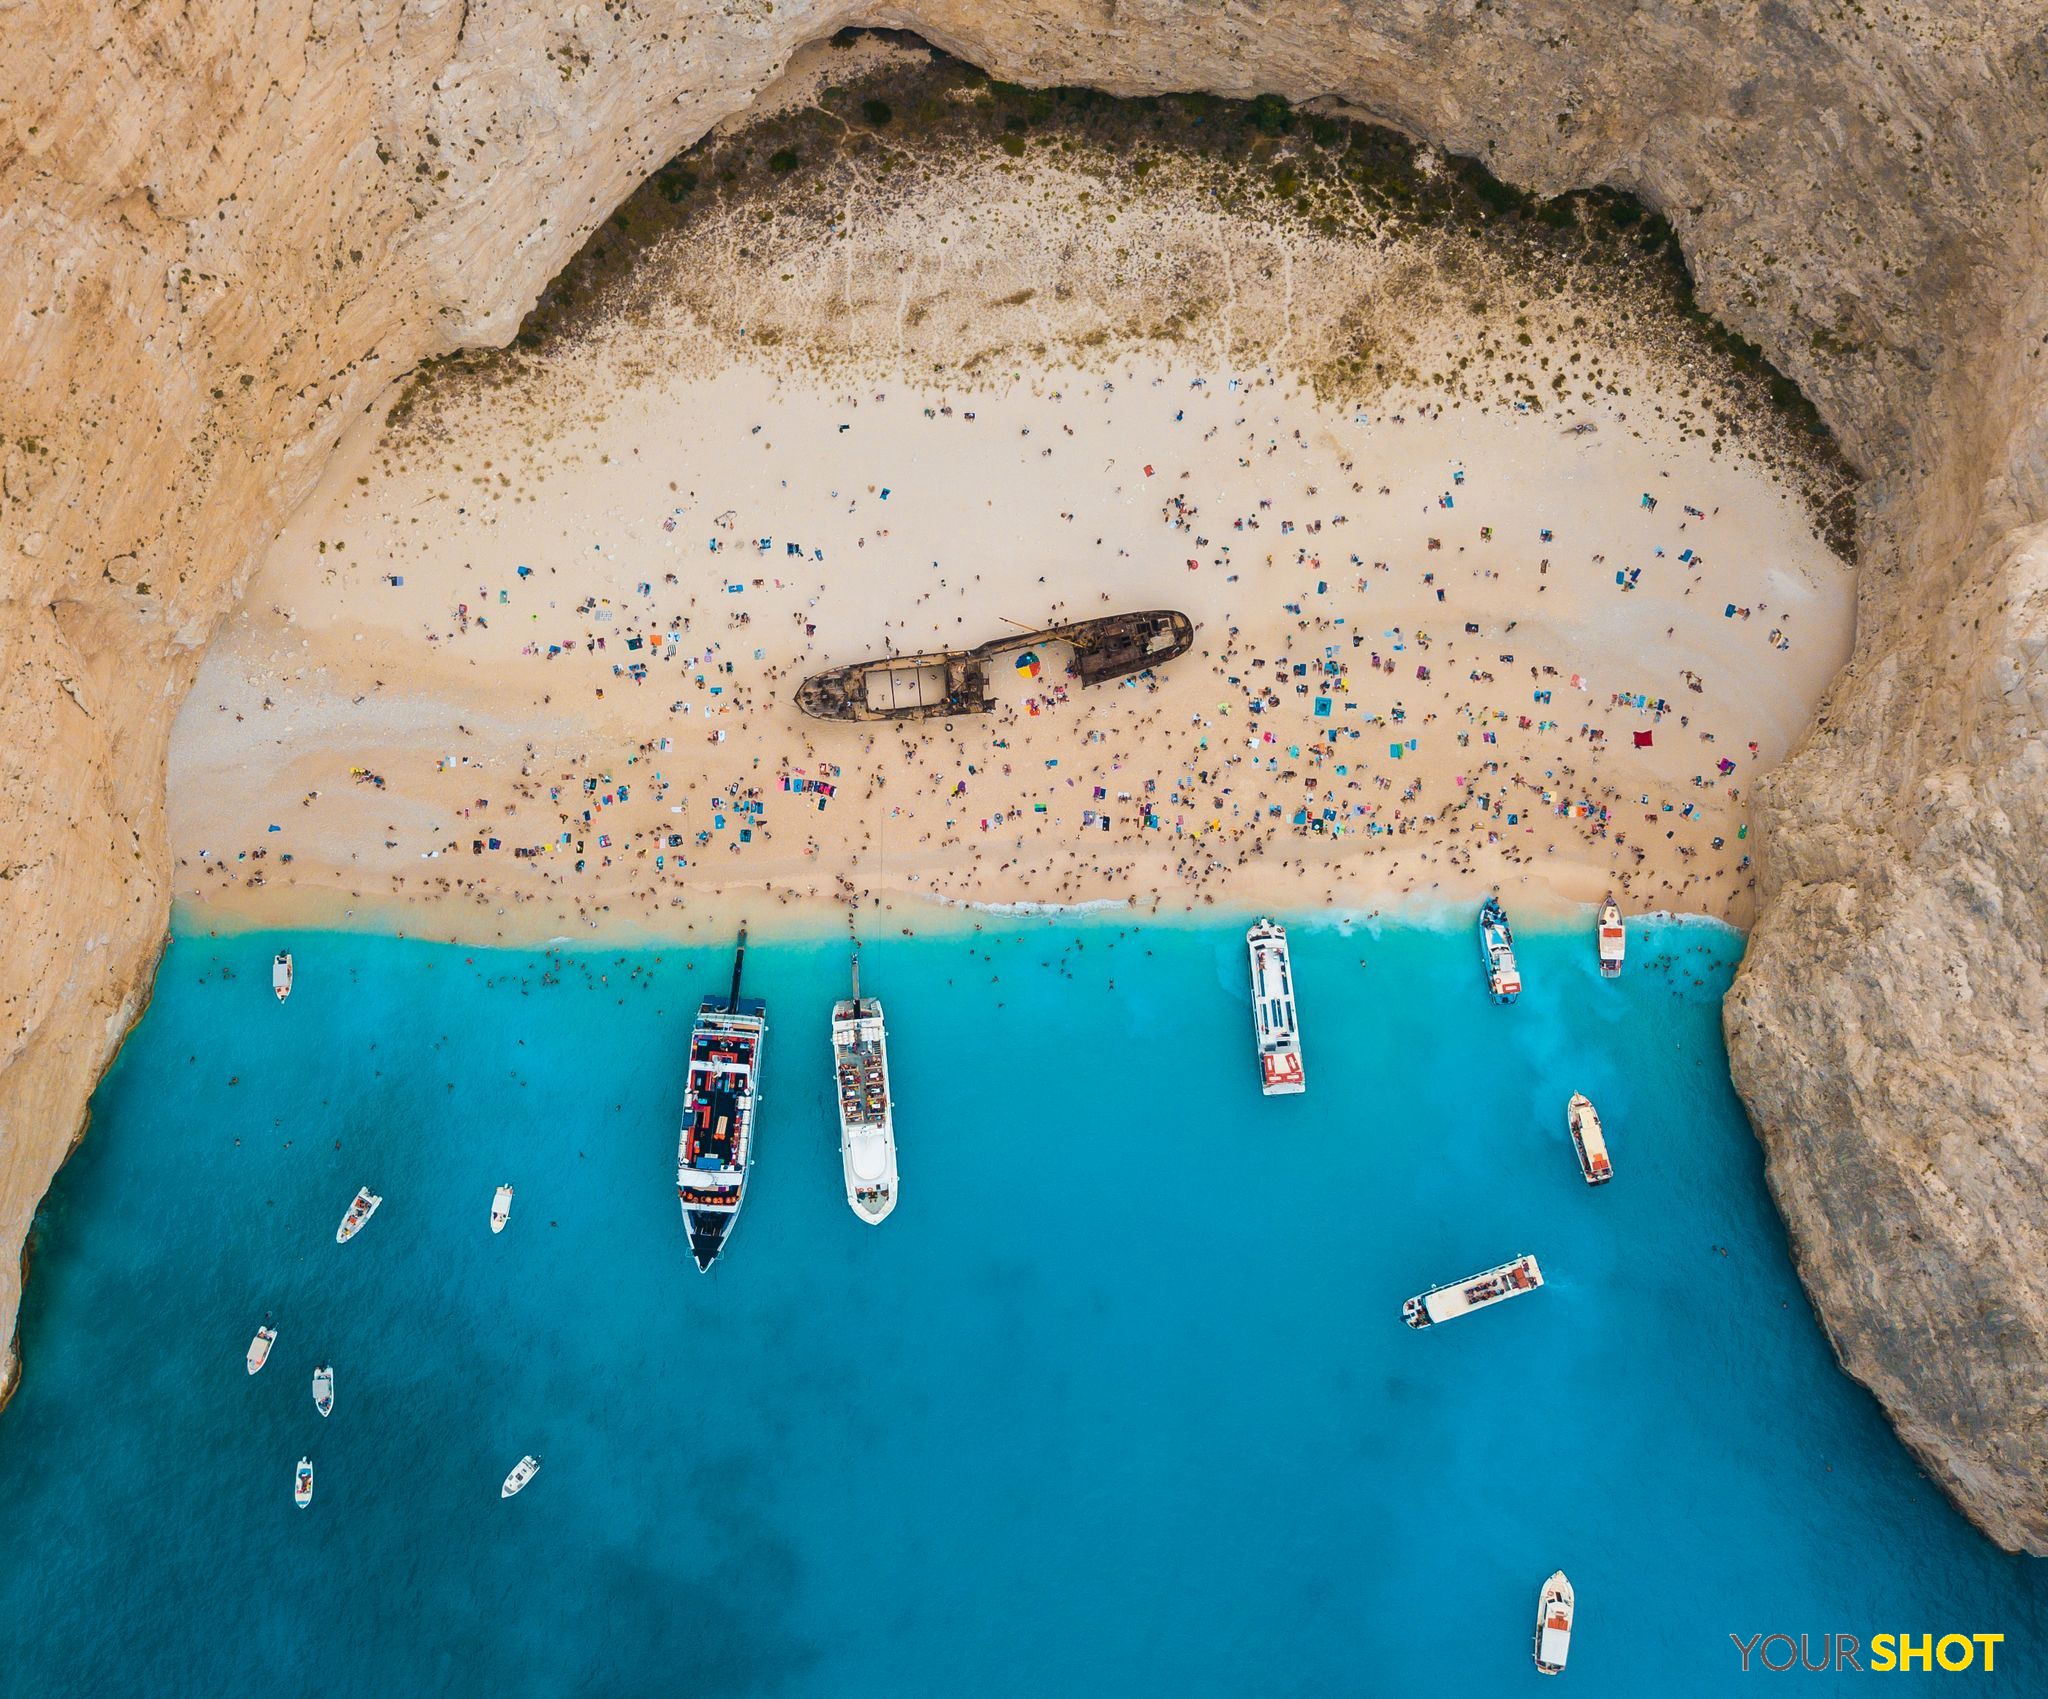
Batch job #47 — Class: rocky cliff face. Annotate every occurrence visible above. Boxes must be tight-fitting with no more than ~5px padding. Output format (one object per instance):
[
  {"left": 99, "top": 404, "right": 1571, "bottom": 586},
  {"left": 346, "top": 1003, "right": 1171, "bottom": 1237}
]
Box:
[{"left": 3, "top": 1, "right": 2043, "bottom": 1544}]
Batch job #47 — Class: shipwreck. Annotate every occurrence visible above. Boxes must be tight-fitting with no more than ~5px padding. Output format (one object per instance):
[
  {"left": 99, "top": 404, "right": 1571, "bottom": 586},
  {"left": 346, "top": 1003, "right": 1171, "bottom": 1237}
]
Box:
[{"left": 795, "top": 609, "right": 1195, "bottom": 723}]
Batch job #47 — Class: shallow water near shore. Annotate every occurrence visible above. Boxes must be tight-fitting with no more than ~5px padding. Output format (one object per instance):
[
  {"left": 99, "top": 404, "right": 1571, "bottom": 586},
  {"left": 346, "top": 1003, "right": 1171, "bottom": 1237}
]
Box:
[{"left": 2, "top": 913, "right": 2041, "bottom": 1696}]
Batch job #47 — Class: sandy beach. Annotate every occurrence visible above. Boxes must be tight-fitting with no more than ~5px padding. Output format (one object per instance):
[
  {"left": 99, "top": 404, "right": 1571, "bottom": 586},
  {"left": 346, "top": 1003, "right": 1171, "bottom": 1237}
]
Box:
[
  {"left": 171, "top": 342, "right": 1850, "bottom": 944},
  {"left": 164, "top": 37, "right": 1854, "bottom": 946}
]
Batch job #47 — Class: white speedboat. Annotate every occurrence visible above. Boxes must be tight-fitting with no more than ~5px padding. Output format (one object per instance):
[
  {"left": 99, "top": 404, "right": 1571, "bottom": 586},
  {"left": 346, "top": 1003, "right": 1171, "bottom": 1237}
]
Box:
[
  {"left": 1534, "top": 1571, "right": 1575, "bottom": 1674},
  {"left": 312, "top": 1364, "right": 334, "bottom": 1417},
  {"left": 1567, "top": 1093, "right": 1613, "bottom": 1184},
  {"left": 491, "top": 1184, "right": 514, "bottom": 1234},
  {"left": 246, "top": 1325, "right": 277, "bottom": 1375},
  {"left": 335, "top": 1186, "right": 382, "bottom": 1244},
  {"left": 1246, "top": 918, "right": 1305, "bottom": 1094},
  {"left": 678, "top": 928, "right": 767, "bottom": 1271},
  {"left": 501, "top": 1455, "right": 541, "bottom": 1498},
  {"left": 833, "top": 950, "right": 898, "bottom": 1224},
  {"left": 272, "top": 952, "right": 294, "bottom": 1001},
  {"left": 294, "top": 1457, "right": 315, "bottom": 1509},
  {"left": 1597, "top": 896, "right": 1625, "bottom": 978}
]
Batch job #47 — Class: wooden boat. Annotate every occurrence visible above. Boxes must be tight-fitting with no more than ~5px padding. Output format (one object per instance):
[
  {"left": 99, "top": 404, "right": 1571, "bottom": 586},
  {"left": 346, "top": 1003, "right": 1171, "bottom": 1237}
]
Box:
[{"left": 1567, "top": 1093, "right": 1613, "bottom": 1184}]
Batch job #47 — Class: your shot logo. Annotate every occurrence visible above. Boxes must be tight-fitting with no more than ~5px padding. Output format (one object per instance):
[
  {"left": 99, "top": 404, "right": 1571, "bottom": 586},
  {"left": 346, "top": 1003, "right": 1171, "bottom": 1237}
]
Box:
[{"left": 1731, "top": 1633, "right": 2004, "bottom": 1673}]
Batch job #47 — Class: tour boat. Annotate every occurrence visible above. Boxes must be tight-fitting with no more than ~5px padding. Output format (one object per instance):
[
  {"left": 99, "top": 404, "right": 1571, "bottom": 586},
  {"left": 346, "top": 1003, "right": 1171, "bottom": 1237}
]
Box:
[
  {"left": 1246, "top": 918, "right": 1305, "bottom": 1095},
  {"left": 1534, "top": 1571, "right": 1575, "bottom": 1674},
  {"left": 1567, "top": 1093, "right": 1613, "bottom": 1185},
  {"left": 246, "top": 1325, "right": 277, "bottom": 1375},
  {"left": 501, "top": 1455, "right": 541, "bottom": 1498},
  {"left": 272, "top": 952, "right": 293, "bottom": 1002},
  {"left": 294, "top": 1457, "right": 314, "bottom": 1509},
  {"left": 1479, "top": 895, "right": 1522, "bottom": 1003},
  {"left": 1403, "top": 1253, "right": 1544, "bottom": 1328},
  {"left": 312, "top": 1364, "right": 334, "bottom": 1416},
  {"left": 1597, "top": 896, "right": 1625, "bottom": 978},
  {"left": 833, "top": 950, "right": 898, "bottom": 1224},
  {"left": 491, "top": 1184, "right": 514, "bottom": 1234},
  {"left": 677, "top": 927, "right": 767, "bottom": 1271},
  {"left": 335, "top": 1186, "right": 381, "bottom": 1244}
]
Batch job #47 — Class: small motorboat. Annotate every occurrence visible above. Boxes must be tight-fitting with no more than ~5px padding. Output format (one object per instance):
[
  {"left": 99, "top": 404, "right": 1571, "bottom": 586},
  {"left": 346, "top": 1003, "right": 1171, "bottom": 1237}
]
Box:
[
  {"left": 1533, "top": 1571, "right": 1575, "bottom": 1674},
  {"left": 491, "top": 1184, "right": 514, "bottom": 1234},
  {"left": 246, "top": 1325, "right": 277, "bottom": 1375},
  {"left": 335, "top": 1186, "right": 382, "bottom": 1244},
  {"left": 1568, "top": 1093, "right": 1614, "bottom": 1184},
  {"left": 272, "top": 952, "right": 294, "bottom": 1002},
  {"left": 1597, "top": 896, "right": 1625, "bottom": 978},
  {"left": 312, "top": 1364, "right": 334, "bottom": 1418},
  {"left": 501, "top": 1455, "right": 541, "bottom": 1499},
  {"left": 294, "top": 1457, "right": 315, "bottom": 1509}
]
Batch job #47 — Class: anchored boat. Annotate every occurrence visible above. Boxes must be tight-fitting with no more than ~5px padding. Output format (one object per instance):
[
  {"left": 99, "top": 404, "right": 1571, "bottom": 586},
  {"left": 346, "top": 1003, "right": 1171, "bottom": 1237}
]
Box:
[
  {"left": 1403, "top": 1253, "right": 1544, "bottom": 1329},
  {"left": 1567, "top": 1093, "right": 1613, "bottom": 1184},
  {"left": 335, "top": 1186, "right": 381, "bottom": 1244},
  {"left": 1534, "top": 1571, "right": 1575, "bottom": 1675},
  {"left": 312, "top": 1364, "right": 334, "bottom": 1417},
  {"left": 1247, "top": 918, "right": 1305, "bottom": 1095},
  {"left": 501, "top": 1455, "right": 541, "bottom": 1499},
  {"left": 833, "top": 950, "right": 898, "bottom": 1224},
  {"left": 678, "top": 927, "right": 767, "bottom": 1271},
  {"left": 1479, "top": 895, "right": 1522, "bottom": 1003},
  {"left": 294, "top": 1457, "right": 314, "bottom": 1509},
  {"left": 491, "top": 1184, "right": 514, "bottom": 1234},
  {"left": 272, "top": 952, "right": 293, "bottom": 1002},
  {"left": 246, "top": 1325, "right": 277, "bottom": 1375},
  {"left": 1597, "top": 895, "right": 1625, "bottom": 978}
]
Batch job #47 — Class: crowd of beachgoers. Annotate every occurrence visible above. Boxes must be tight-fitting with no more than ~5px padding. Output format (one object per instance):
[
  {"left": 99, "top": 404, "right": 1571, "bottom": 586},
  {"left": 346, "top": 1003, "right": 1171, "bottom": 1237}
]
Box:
[{"left": 170, "top": 345, "right": 1850, "bottom": 944}]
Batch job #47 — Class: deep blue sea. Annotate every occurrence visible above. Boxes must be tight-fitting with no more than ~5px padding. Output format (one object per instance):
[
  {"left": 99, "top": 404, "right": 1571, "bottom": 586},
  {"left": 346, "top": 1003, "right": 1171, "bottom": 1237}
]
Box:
[{"left": 1, "top": 913, "right": 2042, "bottom": 1697}]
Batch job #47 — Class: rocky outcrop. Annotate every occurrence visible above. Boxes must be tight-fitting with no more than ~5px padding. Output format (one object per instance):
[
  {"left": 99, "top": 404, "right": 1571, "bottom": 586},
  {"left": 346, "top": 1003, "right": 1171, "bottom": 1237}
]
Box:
[{"left": 2, "top": 2, "right": 2043, "bottom": 1542}]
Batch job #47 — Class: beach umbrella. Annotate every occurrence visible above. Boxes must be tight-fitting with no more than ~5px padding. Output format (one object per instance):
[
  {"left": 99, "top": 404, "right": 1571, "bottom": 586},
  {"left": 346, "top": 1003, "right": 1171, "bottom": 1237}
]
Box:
[{"left": 1015, "top": 652, "right": 1041, "bottom": 678}]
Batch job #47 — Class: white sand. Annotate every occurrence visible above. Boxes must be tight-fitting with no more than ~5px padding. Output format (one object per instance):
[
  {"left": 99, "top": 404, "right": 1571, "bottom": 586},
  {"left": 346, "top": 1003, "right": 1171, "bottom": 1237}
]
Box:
[{"left": 170, "top": 343, "right": 1852, "bottom": 944}]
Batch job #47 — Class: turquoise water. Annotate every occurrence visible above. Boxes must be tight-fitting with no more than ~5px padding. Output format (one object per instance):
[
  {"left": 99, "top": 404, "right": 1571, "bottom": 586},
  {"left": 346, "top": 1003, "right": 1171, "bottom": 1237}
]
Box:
[{"left": 1, "top": 914, "right": 2042, "bottom": 1696}]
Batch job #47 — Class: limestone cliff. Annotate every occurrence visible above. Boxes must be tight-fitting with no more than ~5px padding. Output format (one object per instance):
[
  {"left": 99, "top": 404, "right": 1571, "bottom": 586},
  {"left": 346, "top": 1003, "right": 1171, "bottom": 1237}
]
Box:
[{"left": 2, "top": 2, "right": 2043, "bottom": 1545}]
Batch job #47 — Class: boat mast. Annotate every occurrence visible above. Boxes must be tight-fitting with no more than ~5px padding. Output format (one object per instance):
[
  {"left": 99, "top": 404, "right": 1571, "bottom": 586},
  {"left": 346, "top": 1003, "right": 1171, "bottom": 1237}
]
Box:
[{"left": 727, "top": 924, "right": 748, "bottom": 1012}]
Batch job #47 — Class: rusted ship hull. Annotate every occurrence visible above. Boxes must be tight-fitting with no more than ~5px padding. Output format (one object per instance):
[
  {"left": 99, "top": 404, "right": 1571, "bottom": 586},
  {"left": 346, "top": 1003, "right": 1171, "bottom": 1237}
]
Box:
[{"left": 796, "top": 609, "right": 1194, "bottom": 723}]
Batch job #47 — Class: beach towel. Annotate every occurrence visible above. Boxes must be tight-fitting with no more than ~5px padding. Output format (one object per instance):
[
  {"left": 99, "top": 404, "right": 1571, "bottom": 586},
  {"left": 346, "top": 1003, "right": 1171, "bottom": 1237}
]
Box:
[{"left": 1634, "top": 731, "right": 1654, "bottom": 748}]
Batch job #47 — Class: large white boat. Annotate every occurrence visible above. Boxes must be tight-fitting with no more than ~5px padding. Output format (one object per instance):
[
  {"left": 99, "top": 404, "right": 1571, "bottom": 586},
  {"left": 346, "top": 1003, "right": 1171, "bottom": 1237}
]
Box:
[
  {"left": 246, "top": 1325, "right": 277, "bottom": 1375},
  {"left": 1403, "top": 1253, "right": 1544, "bottom": 1328},
  {"left": 294, "top": 1457, "right": 314, "bottom": 1509},
  {"left": 1534, "top": 1571, "right": 1575, "bottom": 1674},
  {"left": 1479, "top": 896, "right": 1522, "bottom": 1003},
  {"left": 491, "top": 1184, "right": 514, "bottom": 1234},
  {"left": 335, "top": 1186, "right": 381, "bottom": 1244},
  {"left": 272, "top": 952, "right": 293, "bottom": 1002},
  {"left": 833, "top": 950, "right": 898, "bottom": 1224},
  {"left": 1597, "top": 896, "right": 1625, "bottom": 978},
  {"left": 501, "top": 1455, "right": 541, "bottom": 1499},
  {"left": 1246, "top": 918, "right": 1305, "bottom": 1095},
  {"left": 677, "top": 927, "right": 767, "bottom": 1271},
  {"left": 1567, "top": 1093, "right": 1613, "bottom": 1185},
  {"left": 312, "top": 1364, "right": 334, "bottom": 1417}
]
